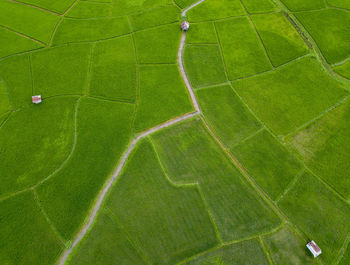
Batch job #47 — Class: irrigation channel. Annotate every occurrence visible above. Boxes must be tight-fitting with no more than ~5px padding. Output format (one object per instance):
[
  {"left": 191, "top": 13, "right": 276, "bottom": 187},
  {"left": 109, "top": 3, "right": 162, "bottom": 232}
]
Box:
[{"left": 57, "top": 1, "right": 205, "bottom": 264}]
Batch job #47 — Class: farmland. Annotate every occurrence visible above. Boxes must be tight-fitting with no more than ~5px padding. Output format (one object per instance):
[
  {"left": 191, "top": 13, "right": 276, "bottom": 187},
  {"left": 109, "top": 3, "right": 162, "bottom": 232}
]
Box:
[{"left": 0, "top": 0, "right": 350, "bottom": 264}]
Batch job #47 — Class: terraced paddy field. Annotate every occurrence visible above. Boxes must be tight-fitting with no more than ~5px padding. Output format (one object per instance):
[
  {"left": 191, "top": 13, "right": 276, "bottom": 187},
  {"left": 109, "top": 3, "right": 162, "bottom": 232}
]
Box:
[{"left": 1, "top": 0, "right": 350, "bottom": 264}]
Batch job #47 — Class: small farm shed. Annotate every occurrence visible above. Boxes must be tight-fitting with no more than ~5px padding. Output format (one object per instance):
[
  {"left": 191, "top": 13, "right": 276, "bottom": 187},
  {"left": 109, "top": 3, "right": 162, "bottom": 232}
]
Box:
[
  {"left": 306, "top": 241, "right": 322, "bottom": 258},
  {"left": 32, "top": 95, "right": 42, "bottom": 104},
  {"left": 181, "top": 21, "right": 190, "bottom": 31}
]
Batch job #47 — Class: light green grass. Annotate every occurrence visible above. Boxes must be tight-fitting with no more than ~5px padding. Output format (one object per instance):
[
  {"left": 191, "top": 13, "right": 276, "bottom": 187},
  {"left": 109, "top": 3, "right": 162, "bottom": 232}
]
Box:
[
  {"left": 69, "top": 209, "right": 147, "bottom": 265},
  {"left": 287, "top": 98, "right": 350, "bottom": 199},
  {"left": 0, "top": 54, "right": 32, "bottom": 108},
  {"left": 0, "top": 97, "right": 78, "bottom": 198},
  {"left": 0, "top": 28, "right": 43, "bottom": 59},
  {"left": 36, "top": 98, "right": 134, "bottom": 240},
  {"left": 129, "top": 5, "right": 180, "bottom": 31},
  {"left": 196, "top": 84, "right": 261, "bottom": 147},
  {"left": 152, "top": 119, "right": 281, "bottom": 241},
  {"left": 89, "top": 36, "right": 137, "bottom": 102},
  {"left": 215, "top": 17, "right": 272, "bottom": 80},
  {"left": 14, "top": 0, "right": 76, "bottom": 14},
  {"left": 185, "top": 239, "right": 270, "bottom": 265},
  {"left": 186, "top": 22, "right": 218, "bottom": 44},
  {"left": 241, "top": 0, "right": 277, "bottom": 13},
  {"left": 186, "top": 0, "right": 246, "bottom": 22},
  {"left": 184, "top": 44, "right": 227, "bottom": 88},
  {"left": 111, "top": 0, "right": 172, "bottom": 16},
  {"left": 107, "top": 139, "right": 219, "bottom": 265},
  {"left": 0, "top": 192, "right": 63, "bottom": 265},
  {"left": 251, "top": 12, "right": 309, "bottom": 67},
  {"left": 133, "top": 65, "right": 193, "bottom": 132},
  {"left": 0, "top": 80, "right": 12, "bottom": 116},
  {"left": 334, "top": 60, "right": 350, "bottom": 80},
  {"left": 32, "top": 43, "right": 91, "bottom": 97},
  {"left": 280, "top": 0, "right": 325, "bottom": 11},
  {"left": 0, "top": 0, "right": 60, "bottom": 44},
  {"left": 278, "top": 172, "right": 350, "bottom": 264},
  {"left": 233, "top": 56, "right": 348, "bottom": 135},
  {"left": 296, "top": 9, "right": 350, "bottom": 64},
  {"left": 66, "top": 1, "right": 112, "bottom": 18},
  {"left": 52, "top": 16, "right": 131, "bottom": 45},
  {"left": 262, "top": 226, "right": 316, "bottom": 265},
  {"left": 232, "top": 130, "right": 303, "bottom": 201},
  {"left": 327, "top": 0, "right": 350, "bottom": 9},
  {"left": 134, "top": 23, "right": 181, "bottom": 64}
]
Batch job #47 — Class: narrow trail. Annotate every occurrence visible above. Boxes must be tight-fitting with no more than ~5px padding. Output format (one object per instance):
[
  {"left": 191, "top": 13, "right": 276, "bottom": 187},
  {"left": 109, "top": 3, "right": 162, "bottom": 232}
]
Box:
[{"left": 57, "top": 1, "right": 204, "bottom": 264}]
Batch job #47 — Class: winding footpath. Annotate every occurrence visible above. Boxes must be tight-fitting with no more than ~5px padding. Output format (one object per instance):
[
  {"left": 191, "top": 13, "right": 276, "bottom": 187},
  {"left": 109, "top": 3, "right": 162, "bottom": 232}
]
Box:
[{"left": 57, "top": 1, "right": 205, "bottom": 264}]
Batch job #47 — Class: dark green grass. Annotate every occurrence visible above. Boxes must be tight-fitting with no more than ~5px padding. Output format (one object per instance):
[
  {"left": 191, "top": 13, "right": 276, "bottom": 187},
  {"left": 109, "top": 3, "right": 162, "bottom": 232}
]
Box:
[
  {"left": 186, "top": 0, "right": 246, "bottom": 22},
  {"left": 280, "top": 0, "right": 325, "bottom": 11},
  {"left": 134, "top": 23, "right": 181, "bottom": 64},
  {"left": 152, "top": 119, "right": 281, "bottom": 241},
  {"left": 185, "top": 239, "right": 270, "bottom": 264},
  {"left": 186, "top": 22, "right": 218, "bottom": 44},
  {"left": 334, "top": 61, "right": 350, "bottom": 80},
  {"left": 196, "top": 84, "right": 261, "bottom": 148},
  {"left": 66, "top": 1, "right": 112, "bottom": 18},
  {"left": 339, "top": 244, "right": 350, "bottom": 265},
  {"left": 327, "top": 0, "right": 350, "bottom": 9},
  {"left": 0, "top": 0, "right": 60, "bottom": 44},
  {"left": 287, "top": 98, "right": 350, "bottom": 199},
  {"left": 130, "top": 5, "right": 180, "bottom": 31},
  {"left": 0, "top": 192, "right": 63, "bottom": 265},
  {"left": 0, "top": 81, "right": 11, "bottom": 116},
  {"left": 184, "top": 44, "right": 227, "bottom": 88},
  {"left": 251, "top": 12, "right": 309, "bottom": 67},
  {"left": 278, "top": 172, "right": 350, "bottom": 264},
  {"left": 52, "top": 16, "right": 131, "bottom": 45},
  {"left": 0, "top": 28, "right": 43, "bottom": 59},
  {"left": 69, "top": 209, "right": 147, "bottom": 265},
  {"left": 0, "top": 97, "right": 78, "bottom": 198},
  {"left": 241, "top": 0, "right": 277, "bottom": 13},
  {"left": 296, "top": 9, "right": 350, "bottom": 64},
  {"left": 232, "top": 130, "right": 303, "bottom": 201},
  {"left": 215, "top": 17, "right": 272, "bottom": 80},
  {"left": 36, "top": 98, "right": 134, "bottom": 240},
  {"left": 89, "top": 36, "right": 137, "bottom": 102},
  {"left": 32, "top": 43, "right": 91, "bottom": 97},
  {"left": 174, "top": 0, "right": 198, "bottom": 8},
  {"left": 262, "top": 226, "right": 316, "bottom": 265},
  {"left": 0, "top": 54, "right": 32, "bottom": 108},
  {"left": 133, "top": 65, "right": 193, "bottom": 132},
  {"left": 107, "top": 140, "right": 218, "bottom": 265},
  {"left": 14, "top": 0, "right": 76, "bottom": 14},
  {"left": 0, "top": 112, "right": 10, "bottom": 126},
  {"left": 233, "top": 56, "right": 348, "bottom": 135},
  {"left": 112, "top": 0, "right": 172, "bottom": 16}
]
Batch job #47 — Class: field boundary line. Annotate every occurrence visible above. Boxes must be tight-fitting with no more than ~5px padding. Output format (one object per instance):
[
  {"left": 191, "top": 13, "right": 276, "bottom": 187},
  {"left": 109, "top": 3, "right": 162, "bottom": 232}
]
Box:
[
  {"left": 181, "top": 0, "right": 206, "bottom": 16},
  {"left": 130, "top": 24, "right": 140, "bottom": 134},
  {"left": 48, "top": 17, "right": 64, "bottom": 46},
  {"left": 195, "top": 81, "right": 231, "bottom": 91},
  {"left": 213, "top": 22, "right": 230, "bottom": 82},
  {"left": 0, "top": 24, "right": 46, "bottom": 46},
  {"left": 275, "top": 169, "right": 305, "bottom": 203},
  {"left": 231, "top": 127, "right": 265, "bottom": 149},
  {"left": 86, "top": 95, "right": 135, "bottom": 104},
  {"left": 258, "top": 236, "right": 276, "bottom": 265},
  {"left": 334, "top": 233, "right": 350, "bottom": 265},
  {"left": 85, "top": 43, "right": 95, "bottom": 95}
]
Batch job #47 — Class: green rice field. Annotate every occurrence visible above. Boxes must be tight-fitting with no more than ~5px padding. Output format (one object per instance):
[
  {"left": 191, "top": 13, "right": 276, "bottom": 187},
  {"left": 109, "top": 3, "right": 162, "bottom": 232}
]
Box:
[{"left": 1, "top": 0, "right": 350, "bottom": 264}]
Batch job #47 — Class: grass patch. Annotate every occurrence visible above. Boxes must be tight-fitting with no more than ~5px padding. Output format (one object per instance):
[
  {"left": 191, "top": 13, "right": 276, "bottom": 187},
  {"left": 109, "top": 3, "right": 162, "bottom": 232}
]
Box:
[
  {"left": 184, "top": 44, "right": 227, "bottom": 88},
  {"left": 0, "top": 191, "right": 63, "bottom": 265},
  {"left": 233, "top": 56, "right": 348, "bottom": 135},
  {"left": 111, "top": 0, "right": 172, "bottom": 16},
  {"left": 69, "top": 209, "right": 147, "bottom": 265},
  {"left": 278, "top": 172, "right": 350, "bottom": 264},
  {"left": 0, "top": 97, "right": 78, "bottom": 197},
  {"left": 231, "top": 130, "right": 303, "bottom": 201},
  {"left": 280, "top": 0, "right": 325, "bottom": 11},
  {"left": 52, "top": 16, "right": 131, "bottom": 45},
  {"left": 287, "top": 98, "right": 350, "bottom": 199},
  {"left": 216, "top": 17, "right": 272, "bottom": 80},
  {"left": 174, "top": 0, "right": 198, "bottom": 9},
  {"left": 327, "top": 0, "right": 350, "bottom": 10},
  {"left": 251, "top": 12, "right": 309, "bottom": 67},
  {"left": 334, "top": 61, "right": 350, "bottom": 80},
  {"left": 196, "top": 84, "right": 261, "bottom": 147},
  {"left": 339, "top": 243, "right": 350, "bottom": 265},
  {"left": 14, "top": 0, "right": 76, "bottom": 14},
  {"left": 133, "top": 65, "right": 193, "bottom": 132},
  {"left": 184, "top": 239, "right": 270, "bottom": 264},
  {"left": 134, "top": 23, "right": 181, "bottom": 64},
  {"left": 0, "top": 0, "right": 60, "bottom": 44},
  {"left": 152, "top": 119, "right": 281, "bottom": 241},
  {"left": 89, "top": 36, "right": 137, "bottom": 102},
  {"left": 186, "top": 22, "right": 217, "bottom": 44},
  {"left": 262, "top": 226, "right": 316, "bottom": 265},
  {"left": 66, "top": 1, "right": 112, "bottom": 18},
  {"left": 0, "top": 80, "right": 12, "bottom": 116},
  {"left": 36, "top": 98, "right": 134, "bottom": 240},
  {"left": 296, "top": 9, "right": 350, "bottom": 64},
  {"left": 241, "top": 0, "right": 277, "bottom": 13},
  {"left": 129, "top": 5, "right": 180, "bottom": 31},
  {"left": 186, "top": 0, "right": 246, "bottom": 22},
  {"left": 107, "top": 139, "right": 218, "bottom": 265},
  {"left": 32, "top": 43, "right": 91, "bottom": 97}
]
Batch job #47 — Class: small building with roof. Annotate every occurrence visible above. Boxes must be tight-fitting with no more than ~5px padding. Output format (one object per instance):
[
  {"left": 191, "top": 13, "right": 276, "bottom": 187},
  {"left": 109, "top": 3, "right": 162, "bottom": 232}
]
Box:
[
  {"left": 32, "top": 95, "right": 42, "bottom": 104},
  {"left": 306, "top": 241, "right": 322, "bottom": 258},
  {"left": 181, "top": 21, "right": 190, "bottom": 31}
]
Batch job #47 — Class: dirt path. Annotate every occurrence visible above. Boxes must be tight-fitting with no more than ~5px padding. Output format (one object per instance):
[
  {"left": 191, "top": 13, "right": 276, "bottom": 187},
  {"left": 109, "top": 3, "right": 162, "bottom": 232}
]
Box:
[{"left": 57, "top": 2, "right": 204, "bottom": 264}]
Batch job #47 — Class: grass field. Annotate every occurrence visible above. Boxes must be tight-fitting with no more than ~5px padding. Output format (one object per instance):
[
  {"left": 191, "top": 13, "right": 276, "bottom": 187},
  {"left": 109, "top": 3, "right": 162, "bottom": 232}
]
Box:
[{"left": 1, "top": 0, "right": 350, "bottom": 264}]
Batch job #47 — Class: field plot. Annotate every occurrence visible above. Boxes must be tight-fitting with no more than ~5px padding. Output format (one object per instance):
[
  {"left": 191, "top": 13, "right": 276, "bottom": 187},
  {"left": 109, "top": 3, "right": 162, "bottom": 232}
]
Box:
[
  {"left": 327, "top": 0, "right": 350, "bottom": 10},
  {"left": 280, "top": 0, "right": 325, "bottom": 11},
  {"left": 14, "top": 0, "right": 76, "bottom": 14},
  {"left": 334, "top": 61, "right": 350, "bottom": 80},
  {"left": 185, "top": 21, "right": 217, "bottom": 44},
  {"left": 241, "top": 0, "right": 277, "bottom": 14},
  {"left": 66, "top": 1, "right": 112, "bottom": 19}
]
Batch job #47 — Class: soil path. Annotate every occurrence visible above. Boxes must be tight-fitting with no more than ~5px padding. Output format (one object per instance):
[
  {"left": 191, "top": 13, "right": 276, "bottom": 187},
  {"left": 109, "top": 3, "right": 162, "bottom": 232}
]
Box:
[{"left": 57, "top": 1, "right": 204, "bottom": 264}]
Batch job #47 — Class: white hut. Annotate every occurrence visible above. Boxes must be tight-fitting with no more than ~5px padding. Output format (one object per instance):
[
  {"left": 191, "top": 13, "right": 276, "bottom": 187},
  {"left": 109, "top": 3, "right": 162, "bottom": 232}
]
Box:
[
  {"left": 181, "top": 21, "right": 190, "bottom": 31},
  {"left": 306, "top": 241, "right": 322, "bottom": 258},
  {"left": 32, "top": 95, "right": 42, "bottom": 104}
]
